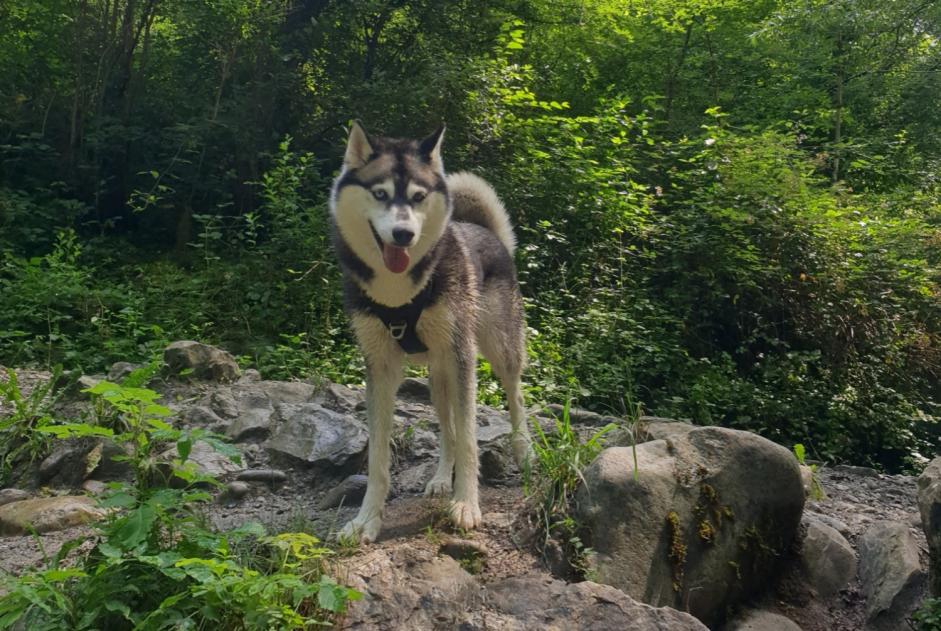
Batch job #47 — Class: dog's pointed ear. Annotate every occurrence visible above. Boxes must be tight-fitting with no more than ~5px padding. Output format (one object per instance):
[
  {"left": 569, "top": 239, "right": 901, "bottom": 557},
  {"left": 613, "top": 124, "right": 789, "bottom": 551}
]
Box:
[
  {"left": 419, "top": 124, "right": 445, "bottom": 170},
  {"left": 344, "top": 120, "right": 374, "bottom": 169}
]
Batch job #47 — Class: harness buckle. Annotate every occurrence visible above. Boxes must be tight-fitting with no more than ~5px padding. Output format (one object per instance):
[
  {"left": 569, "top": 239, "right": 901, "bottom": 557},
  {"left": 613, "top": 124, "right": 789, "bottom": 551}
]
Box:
[{"left": 389, "top": 322, "right": 407, "bottom": 340}]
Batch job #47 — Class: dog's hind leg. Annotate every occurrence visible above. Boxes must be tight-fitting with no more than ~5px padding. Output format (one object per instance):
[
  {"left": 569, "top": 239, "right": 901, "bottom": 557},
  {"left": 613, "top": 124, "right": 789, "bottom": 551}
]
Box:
[
  {"left": 340, "top": 354, "right": 402, "bottom": 544},
  {"left": 424, "top": 373, "right": 454, "bottom": 497},
  {"left": 501, "top": 369, "right": 533, "bottom": 469}
]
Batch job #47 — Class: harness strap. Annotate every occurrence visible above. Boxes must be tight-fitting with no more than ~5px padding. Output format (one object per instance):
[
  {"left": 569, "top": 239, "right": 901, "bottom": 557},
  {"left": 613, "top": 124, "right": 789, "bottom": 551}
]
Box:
[{"left": 361, "top": 280, "right": 435, "bottom": 354}]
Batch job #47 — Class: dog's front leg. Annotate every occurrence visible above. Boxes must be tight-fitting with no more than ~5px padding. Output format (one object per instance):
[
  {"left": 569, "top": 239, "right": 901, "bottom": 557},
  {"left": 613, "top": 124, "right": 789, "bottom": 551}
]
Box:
[
  {"left": 448, "top": 342, "right": 482, "bottom": 530},
  {"left": 340, "top": 357, "right": 401, "bottom": 543}
]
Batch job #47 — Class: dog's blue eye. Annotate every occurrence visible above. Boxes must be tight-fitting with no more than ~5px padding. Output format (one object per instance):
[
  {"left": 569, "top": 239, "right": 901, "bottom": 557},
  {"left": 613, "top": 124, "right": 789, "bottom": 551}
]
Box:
[
  {"left": 372, "top": 189, "right": 388, "bottom": 201},
  {"left": 411, "top": 191, "right": 426, "bottom": 203}
]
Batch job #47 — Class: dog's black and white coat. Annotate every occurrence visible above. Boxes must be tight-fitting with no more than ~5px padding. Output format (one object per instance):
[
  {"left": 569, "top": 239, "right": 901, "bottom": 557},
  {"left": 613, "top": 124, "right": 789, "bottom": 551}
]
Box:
[{"left": 330, "top": 122, "right": 531, "bottom": 543}]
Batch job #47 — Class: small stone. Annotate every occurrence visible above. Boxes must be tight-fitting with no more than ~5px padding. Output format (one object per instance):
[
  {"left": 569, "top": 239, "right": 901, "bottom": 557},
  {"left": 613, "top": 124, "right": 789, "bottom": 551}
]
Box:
[
  {"left": 0, "top": 488, "right": 30, "bottom": 507},
  {"left": 107, "top": 362, "right": 139, "bottom": 382},
  {"left": 0, "top": 496, "right": 107, "bottom": 535},
  {"left": 319, "top": 474, "right": 368, "bottom": 509},
  {"left": 164, "top": 340, "right": 240, "bottom": 383},
  {"left": 729, "top": 610, "right": 803, "bottom": 631},
  {"left": 82, "top": 479, "right": 108, "bottom": 495},
  {"left": 222, "top": 481, "right": 251, "bottom": 502},
  {"left": 211, "top": 390, "right": 240, "bottom": 419},
  {"left": 800, "top": 516, "right": 857, "bottom": 597},
  {"left": 236, "top": 469, "right": 288, "bottom": 483},
  {"left": 858, "top": 520, "right": 925, "bottom": 630},
  {"left": 398, "top": 377, "right": 430, "bottom": 403},
  {"left": 239, "top": 369, "right": 262, "bottom": 383},
  {"left": 317, "top": 382, "right": 364, "bottom": 413},
  {"left": 545, "top": 403, "right": 604, "bottom": 425},
  {"left": 479, "top": 448, "right": 506, "bottom": 483},
  {"left": 439, "top": 537, "right": 488, "bottom": 564},
  {"left": 833, "top": 464, "right": 880, "bottom": 478}
]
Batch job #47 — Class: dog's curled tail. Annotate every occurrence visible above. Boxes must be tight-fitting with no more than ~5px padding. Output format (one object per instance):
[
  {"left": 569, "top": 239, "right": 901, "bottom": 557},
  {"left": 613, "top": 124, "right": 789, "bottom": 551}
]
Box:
[{"left": 446, "top": 171, "right": 516, "bottom": 255}]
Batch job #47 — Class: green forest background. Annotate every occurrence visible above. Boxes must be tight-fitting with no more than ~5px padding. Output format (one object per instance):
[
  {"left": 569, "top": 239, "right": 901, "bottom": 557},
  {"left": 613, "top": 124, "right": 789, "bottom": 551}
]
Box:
[{"left": 1, "top": 0, "right": 938, "bottom": 471}]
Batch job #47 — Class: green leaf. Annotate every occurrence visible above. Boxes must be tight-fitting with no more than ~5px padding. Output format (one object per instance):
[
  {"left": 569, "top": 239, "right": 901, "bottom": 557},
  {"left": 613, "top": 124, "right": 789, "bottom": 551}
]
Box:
[{"left": 114, "top": 504, "right": 156, "bottom": 549}]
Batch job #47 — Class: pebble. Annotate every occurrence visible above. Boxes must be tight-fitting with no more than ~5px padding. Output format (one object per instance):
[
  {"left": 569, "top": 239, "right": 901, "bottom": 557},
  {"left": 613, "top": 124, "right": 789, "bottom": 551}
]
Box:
[{"left": 236, "top": 469, "right": 288, "bottom": 483}]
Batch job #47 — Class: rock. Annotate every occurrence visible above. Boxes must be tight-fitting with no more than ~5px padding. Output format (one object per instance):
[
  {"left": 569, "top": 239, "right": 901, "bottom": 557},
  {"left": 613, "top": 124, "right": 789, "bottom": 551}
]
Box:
[
  {"left": 397, "top": 377, "right": 430, "bottom": 403},
  {"left": 341, "top": 546, "right": 707, "bottom": 630},
  {"left": 472, "top": 575, "right": 707, "bottom": 630},
  {"left": 182, "top": 405, "right": 227, "bottom": 428},
  {"left": 76, "top": 374, "right": 102, "bottom": 392},
  {"left": 0, "top": 496, "right": 107, "bottom": 535},
  {"left": 479, "top": 447, "right": 507, "bottom": 483},
  {"left": 439, "top": 537, "right": 488, "bottom": 566},
  {"left": 164, "top": 341, "right": 240, "bottom": 382},
  {"left": 221, "top": 481, "right": 251, "bottom": 503},
  {"left": 857, "top": 520, "right": 925, "bottom": 630},
  {"left": 918, "top": 457, "right": 941, "bottom": 596},
  {"left": 319, "top": 474, "right": 368, "bottom": 509},
  {"left": 476, "top": 409, "right": 513, "bottom": 445},
  {"left": 38, "top": 438, "right": 101, "bottom": 488},
  {"left": 799, "top": 465, "right": 814, "bottom": 497},
  {"left": 800, "top": 515, "right": 856, "bottom": 597},
  {"left": 728, "top": 609, "right": 803, "bottom": 631},
  {"left": 265, "top": 403, "right": 367, "bottom": 471},
  {"left": 159, "top": 441, "right": 242, "bottom": 484},
  {"left": 210, "top": 390, "right": 240, "bottom": 418},
  {"left": 224, "top": 392, "right": 274, "bottom": 441},
  {"left": 576, "top": 426, "right": 805, "bottom": 628},
  {"left": 239, "top": 369, "right": 262, "bottom": 383},
  {"left": 236, "top": 469, "right": 288, "bottom": 483},
  {"left": 396, "top": 461, "right": 437, "bottom": 494},
  {"left": 82, "top": 479, "right": 108, "bottom": 495},
  {"left": 0, "top": 488, "right": 30, "bottom": 507},
  {"left": 317, "top": 382, "right": 363, "bottom": 413},
  {"left": 638, "top": 417, "right": 698, "bottom": 442},
  {"left": 545, "top": 403, "right": 605, "bottom": 425},
  {"left": 107, "top": 361, "right": 139, "bottom": 382},
  {"left": 833, "top": 464, "right": 879, "bottom": 478}
]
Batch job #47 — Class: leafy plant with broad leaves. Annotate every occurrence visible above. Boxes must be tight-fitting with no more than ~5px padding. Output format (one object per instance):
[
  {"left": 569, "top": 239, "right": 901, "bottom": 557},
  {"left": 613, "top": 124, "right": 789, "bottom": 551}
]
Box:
[{"left": 0, "top": 381, "right": 360, "bottom": 629}]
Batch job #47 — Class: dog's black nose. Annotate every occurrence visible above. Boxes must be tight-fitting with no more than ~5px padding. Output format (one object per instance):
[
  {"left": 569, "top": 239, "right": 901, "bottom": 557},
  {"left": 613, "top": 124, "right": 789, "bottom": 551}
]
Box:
[{"left": 392, "top": 228, "right": 414, "bottom": 246}]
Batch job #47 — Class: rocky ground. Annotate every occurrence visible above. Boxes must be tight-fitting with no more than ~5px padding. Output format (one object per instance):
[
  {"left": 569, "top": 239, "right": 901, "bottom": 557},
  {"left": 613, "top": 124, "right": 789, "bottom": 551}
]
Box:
[{"left": 0, "top": 343, "right": 936, "bottom": 630}]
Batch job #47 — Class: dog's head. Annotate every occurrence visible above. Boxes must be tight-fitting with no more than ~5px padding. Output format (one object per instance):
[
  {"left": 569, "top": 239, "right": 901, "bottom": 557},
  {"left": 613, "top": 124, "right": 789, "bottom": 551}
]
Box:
[{"left": 331, "top": 121, "right": 450, "bottom": 275}]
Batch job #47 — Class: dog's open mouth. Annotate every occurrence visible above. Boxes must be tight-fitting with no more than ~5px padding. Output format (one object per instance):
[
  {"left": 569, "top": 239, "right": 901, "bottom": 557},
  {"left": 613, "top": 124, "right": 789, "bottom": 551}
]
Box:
[{"left": 369, "top": 221, "right": 410, "bottom": 274}]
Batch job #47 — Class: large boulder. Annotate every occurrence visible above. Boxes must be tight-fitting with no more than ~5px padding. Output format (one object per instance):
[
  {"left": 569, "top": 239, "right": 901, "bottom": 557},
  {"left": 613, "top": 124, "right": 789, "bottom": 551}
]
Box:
[
  {"left": 576, "top": 426, "right": 805, "bottom": 628},
  {"left": 0, "top": 496, "right": 107, "bottom": 535},
  {"left": 918, "top": 456, "right": 941, "bottom": 596},
  {"left": 341, "top": 546, "right": 706, "bottom": 630},
  {"left": 265, "top": 402, "right": 367, "bottom": 470},
  {"left": 164, "top": 341, "right": 240, "bottom": 382},
  {"left": 857, "top": 520, "right": 925, "bottom": 630}
]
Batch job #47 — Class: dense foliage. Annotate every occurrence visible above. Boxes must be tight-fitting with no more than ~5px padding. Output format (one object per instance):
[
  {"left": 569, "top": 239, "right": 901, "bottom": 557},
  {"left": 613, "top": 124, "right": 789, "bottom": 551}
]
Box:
[{"left": 1, "top": 0, "right": 938, "bottom": 470}]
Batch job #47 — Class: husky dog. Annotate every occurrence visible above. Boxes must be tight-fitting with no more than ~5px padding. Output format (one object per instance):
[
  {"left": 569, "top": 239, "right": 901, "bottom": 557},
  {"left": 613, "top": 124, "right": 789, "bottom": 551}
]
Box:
[{"left": 330, "top": 121, "right": 531, "bottom": 543}]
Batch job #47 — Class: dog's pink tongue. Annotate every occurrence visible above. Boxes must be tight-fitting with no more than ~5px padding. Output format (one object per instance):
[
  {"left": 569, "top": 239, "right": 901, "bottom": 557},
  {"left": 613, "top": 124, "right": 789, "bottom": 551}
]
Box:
[{"left": 382, "top": 244, "right": 410, "bottom": 273}]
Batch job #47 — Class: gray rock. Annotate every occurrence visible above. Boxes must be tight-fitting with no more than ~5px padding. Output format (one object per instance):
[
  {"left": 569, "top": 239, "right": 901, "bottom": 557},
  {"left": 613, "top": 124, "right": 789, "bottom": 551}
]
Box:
[
  {"left": 800, "top": 515, "right": 856, "bottom": 597},
  {"left": 265, "top": 403, "right": 367, "bottom": 471},
  {"left": 182, "top": 405, "right": 226, "bottom": 428},
  {"left": 728, "top": 609, "right": 803, "bottom": 631},
  {"left": 159, "top": 441, "right": 242, "bottom": 484},
  {"left": 81, "top": 479, "right": 108, "bottom": 495},
  {"left": 395, "top": 461, "right": 437, "bottom": 494},
  {"left": 476, "top": 409, "right": 512, "bottom": 445},
  {"left": 316, "top": 382, "right": 363, "bottom": 413},
  {"left": 38, "top": 438, "right": 100, "bottom": 488},
  {"left": 576, "top": 426, "right": 805, "bottom": 628},
  {"left": 479, "top": 447, "right": 507, "bottom": 483},
  {"left": 804, "top": 511, "right": 851, "bottom": 540},
  {"left": 210, "top": 390, "right": 240, "bottom": 418},
  {"left": 224, "top": 392, "right": 274, "bottom": 441},
  {"left": 439, "top": 537, "right": 488, "bottom": 564},
  {"left": 107, "top": 361, "right": 140, "bottom": 382},
  {"left": 638, "top": 417, "right": 698, "bottom": 442},
  {"left": 341, "top": 546, "right": 706, "bottom": 630},
  {"left": 239, "top": 369, "right": 262, "bottom": 383},
  {"left": 164, "top": 340, "right": 240, "bottom": 382},
  {"left": 236, "top": 468, "right": 288, "bottom": 483},
  {"left": 472, "top": 575, "right": 707, "bottom": 630},
  {"left": 319, "top": 474, "right": 368, "bottom": 509},
  {"left": 397, "top": 377, "right": 430, "bottom": 402},
  {"left": 545, "top": 403, "right": 605, "bottom": 425},
  {"left": 221, "top": 481, "right": 251, "bottom": 503},
  {"left": 858, "top": 520, "right": 926, "bottom": 630},
  {"left": 918, "top": 457, "right": 941, "bottom": 596},
  {"left": 833, "top": 464, "right": 880, "bottom": 478},
  {"left": 0, "top": 496, "right": 107, "bottom": 535},
  {"left": 0, "top": 488, "right": 30, "bottom": 507}
]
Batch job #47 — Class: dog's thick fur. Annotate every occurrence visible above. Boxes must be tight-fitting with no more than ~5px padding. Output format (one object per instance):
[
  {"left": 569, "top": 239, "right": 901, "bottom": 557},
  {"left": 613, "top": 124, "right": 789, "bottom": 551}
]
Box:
[{"left": 330, "top": 122, "right": 531, "bottom": 543}]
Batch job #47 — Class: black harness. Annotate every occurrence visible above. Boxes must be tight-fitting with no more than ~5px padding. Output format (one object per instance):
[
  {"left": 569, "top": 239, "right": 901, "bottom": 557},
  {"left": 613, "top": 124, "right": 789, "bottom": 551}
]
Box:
[{"left": 359, "top": 278, "right": 436, "bottom": 354}]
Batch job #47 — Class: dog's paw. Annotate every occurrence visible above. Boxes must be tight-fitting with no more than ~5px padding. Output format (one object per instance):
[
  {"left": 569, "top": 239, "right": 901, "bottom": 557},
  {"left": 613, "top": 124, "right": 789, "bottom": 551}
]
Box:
[
  {"left": 511, "top": 435, "right": 534, "bottom": 470},
  {"left": 424, "top": 475, "right": 453, "bottom": 497},
  {"left": 338, "top": 515, "right": 382, "bottom": 544},
  {"left": 449, "top": 499, "right": 482, "bottom": 531}
]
